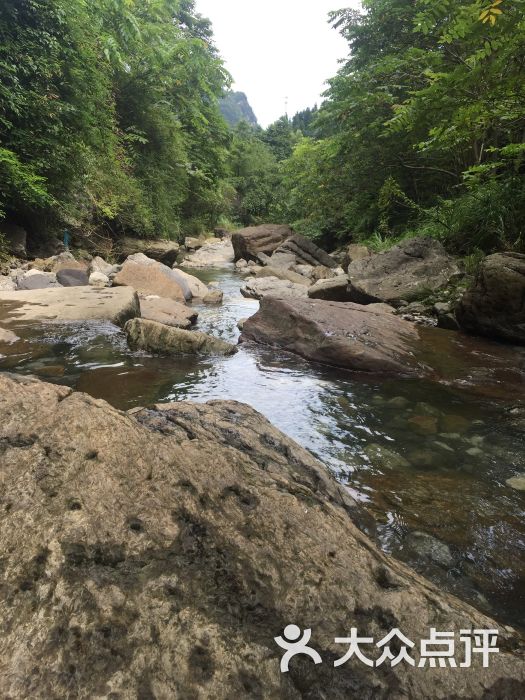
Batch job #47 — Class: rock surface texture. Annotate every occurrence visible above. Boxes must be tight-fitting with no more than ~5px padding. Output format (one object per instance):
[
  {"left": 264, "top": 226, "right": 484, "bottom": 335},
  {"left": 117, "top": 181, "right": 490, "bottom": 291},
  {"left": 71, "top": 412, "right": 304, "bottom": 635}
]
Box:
[
  {"left": 347, "top": 237, "right": 461, "bottom": 305},
  {"left": 241, "top": 277, "right": 309, "bottom": 300},
  {"left": 456, "top": 252, "right": 525, "bottom": 344},
  {"left": 125, "top": 318, "right": 237, "bottom": 356},
  {"left": 118, "top": 237, "right": 180, "bottom": 266},
  {"left": 139, "top": 297, "right": 198, "bottom": 329},
  {"left": 0, "top": 373, "right": 523, "bottom": 698},
  {"left": 232, "top": 224, "right": 292, "bottom": 262},
  {"left": 241, "top": 296, "right": 422, "bottom": 375},
  {"left": 182, "top": 238, "right": 235, "bottom": 268},
  {"left": 0, "top": 286, "right": 139, "bottom": 326},
  {"left": 113, "top": 254, "right": 192, "bottom": 302},
  {"left": 273, "top": 234, "right": 338, "bottom": 269}
]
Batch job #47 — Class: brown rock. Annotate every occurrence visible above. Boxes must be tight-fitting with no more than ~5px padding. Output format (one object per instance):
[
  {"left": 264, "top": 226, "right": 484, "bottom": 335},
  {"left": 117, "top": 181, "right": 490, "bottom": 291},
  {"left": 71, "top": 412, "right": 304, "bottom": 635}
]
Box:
[
  {"left": 342, "top": 243, "right": 372, "bottom": 271},
  {"left": 255, "top": 266, "right": 311, "bottom": 286},
  {"left": 118, "top": 237, "right": 180, "bottom": 266},
  {"left": 456, "top": 252, "right": 525, "bottom": 344},
  {"left": 139, "top": 297, "right": 198, "bottom": 329},
  {"left": 113, "top": 254, "right": 191, "bottom": 302},
  {"left": 308, "top": 276, "right": 351, "bottom": 301},
  {"left": 241, "top": 296, "right": 422, "bottom": 375},
  {"left": 231, "top": 224, "right": 292, "bottom": 262},
  {"left": 273, "top": 233, "right": 338, "bottom": 269},
  {"left": 0, "top": 373, "right": 523, "bottom": 698}
]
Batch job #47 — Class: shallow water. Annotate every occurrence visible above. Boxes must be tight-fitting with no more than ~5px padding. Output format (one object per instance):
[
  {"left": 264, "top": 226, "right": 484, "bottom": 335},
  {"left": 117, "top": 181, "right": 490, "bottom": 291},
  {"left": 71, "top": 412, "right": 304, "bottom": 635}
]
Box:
[{"left": 1, "top": 267, "right": 524, "bottom": 629}]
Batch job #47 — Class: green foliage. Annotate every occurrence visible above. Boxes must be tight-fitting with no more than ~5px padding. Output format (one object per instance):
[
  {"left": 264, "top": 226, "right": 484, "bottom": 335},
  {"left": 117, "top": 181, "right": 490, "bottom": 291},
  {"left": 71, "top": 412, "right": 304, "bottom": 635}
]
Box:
[
  {"left": 0, "top": 0, "right": 231, "bottom": 244},
  {"left": 275, "top": 0, "right": 525, "bottom": 253}
]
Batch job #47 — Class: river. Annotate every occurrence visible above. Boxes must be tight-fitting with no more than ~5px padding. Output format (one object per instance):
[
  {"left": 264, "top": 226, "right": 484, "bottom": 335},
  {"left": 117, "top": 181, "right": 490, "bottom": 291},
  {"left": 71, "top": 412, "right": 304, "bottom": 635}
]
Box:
[{"left": 1, "top": 265, "right": 524, "bottom": 630}]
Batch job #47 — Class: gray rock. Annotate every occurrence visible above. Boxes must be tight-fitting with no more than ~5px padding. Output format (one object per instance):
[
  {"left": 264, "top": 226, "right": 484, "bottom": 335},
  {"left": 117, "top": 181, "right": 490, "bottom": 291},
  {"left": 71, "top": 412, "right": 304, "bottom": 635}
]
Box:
[
  {"left": 456, "top": 252, "right": 525, "bottom": 344},
  {"left": 56, "top": 268, "right": 90, "bottom": 287},
  {"left": 139, "top": 296, "right": 198, "bottom": 329},
  {"left": 347, "top": 237, "right": 461, "bottom": 305},
  {"left": 404, "top": 531, "right": 455, "bottom": 568},
  {"left": 88, "top": 271, "right": 111, "bottom": 288},
  {"left": 231, "top": 224, "right": 292, "bottom": 262},
  {"left": 16, "top": 270, "right": 61, "bottom": 290},
  {"left": 273, "top": 233, "right": 338, "bottom": 269},
  {"left": 118, "top": 237, "right": 180, "bottom": 266},
  {"left": 308, "top": 276, "right": 351, "bottom": 301},
  {"left": 0, "top": 275, "right": 16, "bottom": 292}
]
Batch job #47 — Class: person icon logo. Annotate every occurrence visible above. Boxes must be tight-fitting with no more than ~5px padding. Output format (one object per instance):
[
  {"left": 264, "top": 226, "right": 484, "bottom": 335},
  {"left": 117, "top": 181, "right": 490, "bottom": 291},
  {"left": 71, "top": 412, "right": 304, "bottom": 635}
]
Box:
[{"left": 274, "top": 625, "right": 323, "bottom": 673}]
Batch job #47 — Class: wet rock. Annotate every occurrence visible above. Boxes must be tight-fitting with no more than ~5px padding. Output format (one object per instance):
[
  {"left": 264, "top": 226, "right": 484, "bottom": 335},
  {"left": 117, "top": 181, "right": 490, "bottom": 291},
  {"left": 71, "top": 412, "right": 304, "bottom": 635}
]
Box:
[
  {"left": 240, "top": 277, "right": 309, "bottom": 300},
  {"left": 0, "top": 373, "right": 522, "bottom": 697},
  {"left": 364, "top": 443, "right": 410, "bottom": 470},
  {"left": 118, "top": 237, "right": 180, "bottom": 266},
  {"left": 232, "top": 224, "right": 292, "bottom": 262},
  {"left": 114, "top": 253, "right": 191, "bottom": 302},
  {"left": 0, "top": 286, "right": 139, "bottom": 326},
  {"left": 308, "top": 276, "right": 351, "bottom": 301},
  {"left": 241, "top": 296, "right": 423, "bottom": 375},
  {"left": 407, "top": 415, "right": 439, "bottom": 436},
  {"left": 456, "top": 252, "right": 525, "bottom": 344},
  {"left": 139, "top": 296, "right": 198, "bottom": 329},
  {"left": 506, "top": 474, "right": 525, "bottom": 491},
  {"left": 125, "top": 318, "right": 237, "bottom": 356},
  {"left": 403, "top": 531, "right": 454, "bottom": 568},
  {"left": 56, "top": 268, "right": 90, "bottom": 287},
  {"left": 347, "top": 237, "right": 461, "bottom": 306},
  {"left": 203, "top": 289, "right": 224, "bottom": 304},
  {"left": 440, "top": 414, "right": 471, "bottom": 434},
  {"left": 387, "top": 396, "right": 410, "bottom": 409},
  {"left": 407, "top": 449, "right": 443, "bottom": 470},
  {"left": 273, "top": 233, "right": 338, "bottom": 269}
]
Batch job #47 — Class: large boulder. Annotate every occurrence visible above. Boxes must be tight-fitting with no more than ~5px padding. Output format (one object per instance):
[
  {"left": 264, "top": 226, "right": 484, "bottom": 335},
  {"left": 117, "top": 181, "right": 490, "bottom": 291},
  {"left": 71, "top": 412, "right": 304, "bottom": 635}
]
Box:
[
  {"left": 0, "top": 222, "right": 27, "bottom": 257},
  {"left": 0, "top": 286, "right": 139, "bottom": 326},
  {"left": 240, "top": 277, "right": 309, "bottom": 300},
  {"left": 139, "top": 296, "right": 198, "bottom": 329},
  {"left": 456, "top": 252, "right": 525, "bottom": 344},
  {"left": 255, "top": 266, "right": 311, "bottom": 286},
  {"left": 16, "top": 270, "right": 61, "bottom": 290},
  {"left": 56, "top": 268, "right": 90, "bottom": 287},
  {"left": 125, "top": 318, "right": 237, "bottom": 356},
  {"left": 347, "top": 237, "right": 461, "bottom": 305},
  {"left": 173, "top": 268, "right": 210, "bottom": 298},
  {"left": 113, "top": 254, "right": 192, "bottom": 302},
  {"left": 242, "top": 296, "right": 423, "bottom": 375},
  {"left": 231, "top": 224, "right": 292, "bottom": 262},
  {"left": 0, "top": 373, "right": 523, "bottom": 698},
  {"left": 273, "top": 233, "right": 339, "bottom": 269},
  {"left": 308, "top": 276, "right": 352, "bottom": 301},
  {"left": 182, "top": 238, "right": 235, "bottom": 268},
  {"left": 118, "top": 237, "right": 180, "bottom": 266}
]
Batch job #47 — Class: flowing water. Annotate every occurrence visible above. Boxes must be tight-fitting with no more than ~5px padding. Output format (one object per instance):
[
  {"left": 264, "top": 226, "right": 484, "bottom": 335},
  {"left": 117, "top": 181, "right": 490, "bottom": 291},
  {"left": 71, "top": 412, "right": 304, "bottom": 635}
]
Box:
[{"left": 1, "top": 267, "right": 524, "bottom": 630}]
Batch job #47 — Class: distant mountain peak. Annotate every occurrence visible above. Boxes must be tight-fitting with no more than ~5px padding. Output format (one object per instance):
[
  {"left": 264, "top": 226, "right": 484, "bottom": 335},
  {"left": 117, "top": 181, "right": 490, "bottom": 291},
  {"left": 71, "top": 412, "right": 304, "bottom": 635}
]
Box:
[{"left": 220, "top": 91, "right": 258, "bottom": 127}]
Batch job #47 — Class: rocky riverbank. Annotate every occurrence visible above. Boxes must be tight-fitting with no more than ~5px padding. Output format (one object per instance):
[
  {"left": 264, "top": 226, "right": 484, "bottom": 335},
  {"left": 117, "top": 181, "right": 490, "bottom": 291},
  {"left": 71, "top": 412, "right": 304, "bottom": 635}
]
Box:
[
  {"left": 0, "top": 226, "right": 524, "bottom": 696},
  {"left": 0, "top": 373, "right": 524, "bottom": 698}
]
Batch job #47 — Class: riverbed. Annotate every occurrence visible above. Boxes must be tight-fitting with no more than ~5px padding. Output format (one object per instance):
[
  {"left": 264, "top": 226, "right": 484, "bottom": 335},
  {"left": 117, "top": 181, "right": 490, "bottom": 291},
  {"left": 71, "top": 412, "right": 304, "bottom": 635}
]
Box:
[{"left": 1, "top": 266, "right": 524, "bottom": 630}]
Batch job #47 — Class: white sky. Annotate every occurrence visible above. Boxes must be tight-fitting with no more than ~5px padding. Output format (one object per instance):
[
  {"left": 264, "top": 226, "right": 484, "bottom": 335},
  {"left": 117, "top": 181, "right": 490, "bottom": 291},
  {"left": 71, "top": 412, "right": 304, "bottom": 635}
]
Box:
[{"left": 196, "top": 0, "right": 361, "bottom": 127}]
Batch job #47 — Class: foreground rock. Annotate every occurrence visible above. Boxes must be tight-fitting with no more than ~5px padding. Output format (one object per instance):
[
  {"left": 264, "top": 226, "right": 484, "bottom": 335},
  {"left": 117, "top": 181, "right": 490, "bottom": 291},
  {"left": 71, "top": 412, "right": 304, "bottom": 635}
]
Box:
[
  {"left": 125, "top": 318, "right": 237, "bottom": 356},
  {"left": 241, "top": 277, "right": 309, "bottom": 300},
  {"left": 242, "top": 296, "right": 422, "bottom": 375},
  {"left": 139, "top": 297, "right": 198, "bottom": 329},
  {"left": 118, "top": 237, "right": 180, "bottom": 266},
  {"left": 113, "top": 254, "right": 192, "bottom": 302},
  {"left": 0, "top": 373, "right": 523, "bottom": 698},
  {"left": 347, "top": 237, "right": 461, "bottom": 305},
  {"left": 182, "top": 238, "right": 235, "bottom": 268},
  {"left": 272, "top": 233, "right": 338, "bottom": 269},
  {"left": 232, "top": 224, "right": 292, "bottom": 262},
  {"left": 0, "top": 286, "right": 139, "bottom": 326},
  {"left": 456, "top": 252, "right": 525, "bottom": 344}
]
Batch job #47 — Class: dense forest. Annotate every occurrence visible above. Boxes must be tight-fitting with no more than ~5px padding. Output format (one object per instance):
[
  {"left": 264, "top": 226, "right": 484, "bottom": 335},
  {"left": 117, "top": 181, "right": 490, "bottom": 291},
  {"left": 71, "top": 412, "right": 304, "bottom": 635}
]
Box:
[{"left": 1, "top": 0, "right": 524, "bottom": 257}]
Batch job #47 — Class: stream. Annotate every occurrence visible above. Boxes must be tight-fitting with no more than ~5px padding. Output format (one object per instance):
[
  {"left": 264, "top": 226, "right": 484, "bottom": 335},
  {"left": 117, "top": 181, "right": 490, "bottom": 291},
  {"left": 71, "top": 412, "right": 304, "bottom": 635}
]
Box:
[{"left": 1, "top": 265, "right": 524, "bottom": 630}]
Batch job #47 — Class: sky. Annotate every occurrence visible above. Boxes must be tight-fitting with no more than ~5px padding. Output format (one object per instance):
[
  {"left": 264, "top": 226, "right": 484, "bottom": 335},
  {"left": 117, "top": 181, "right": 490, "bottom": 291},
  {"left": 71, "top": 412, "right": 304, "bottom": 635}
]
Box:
[{"left": 196, "top": 0, "right": 361, "bottom": 127}]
